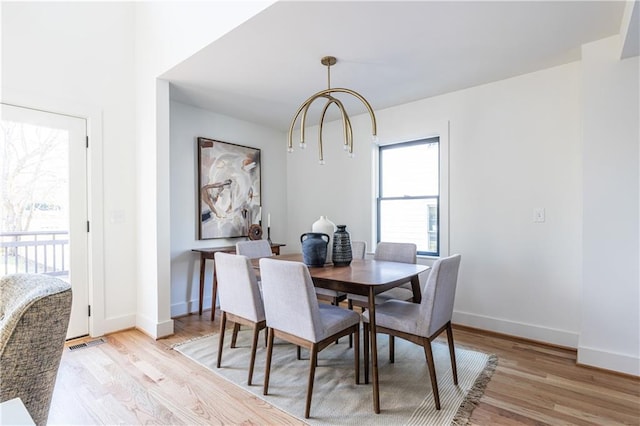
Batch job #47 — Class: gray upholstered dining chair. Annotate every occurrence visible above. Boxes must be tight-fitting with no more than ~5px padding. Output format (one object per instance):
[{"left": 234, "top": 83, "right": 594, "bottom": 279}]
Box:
[
  {"left": 0, "top": 273, "right": 72, "bottom": 426},
  {"left": 235, "top": 239, "right": 273, "bottom": 259},
  {"left": 214, "top": 252, "right": 266, "bottom": 385},
  {"left": 347, "top": 241, "right": 417, "bottom": 309},
  {"left": 351, "top": 240, "right": 367, "bottom": 260},
  {"left": 259, "top": 257, "right": 360, "bottom": 419},
  {"left": 362, "top": 254, "right": 462, "bottom": 410}
]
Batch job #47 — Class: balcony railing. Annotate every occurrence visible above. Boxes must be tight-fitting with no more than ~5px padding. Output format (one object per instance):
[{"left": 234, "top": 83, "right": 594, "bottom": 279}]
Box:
[{"left": 1, "top": 230, "right": 69, "bottom": 276}]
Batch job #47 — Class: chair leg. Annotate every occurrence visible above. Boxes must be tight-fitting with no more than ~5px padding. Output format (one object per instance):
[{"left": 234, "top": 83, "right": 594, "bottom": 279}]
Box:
[
  {"left": 305, "top": 344, "right": 318, "bottom": 419},
  {"left": 354, "top": 326, "right": 360, "bottom": 385},
  {"left": 446, "top": 322, "right": 458, "bottom": 385},
  {"left": 363, "top": 322, "right": 370, "bottom": 384},
  {"left": 231, "top": 323, "right": 241, "bottom": 348},
  {"left": 348, "top": 300, "right": 353, "bottom": 348},
  {"left": 264, "top": 327, "right": 268, "bottom": 347},
  {"left": 346, "top": 301, "right": 356, "bottom": 349},
  {"left": 423, "top": 339, "right": 441, "bottom": 410},
  {"left": 297, "top": 345, "right": 302, "bottom": 360},
  {"left": 248, "top": 324, "right": 260, "bottom": 386},
  {"left": 216, "top": 311, "right": 227, "bottom": 368},
  {"left": 263, "top": 328, "right": 274, "bottom": 395},
  {"left": 389, "top": 335, "right": 395, "bottom": 363},
  {"left": 332, "top": 298, "right": 340, "bottom": 345}
]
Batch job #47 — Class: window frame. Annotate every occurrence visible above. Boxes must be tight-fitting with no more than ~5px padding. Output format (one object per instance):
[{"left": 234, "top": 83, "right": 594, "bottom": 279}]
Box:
[{"left": 376, "top": 137, "right": 441, "bottom": 257}]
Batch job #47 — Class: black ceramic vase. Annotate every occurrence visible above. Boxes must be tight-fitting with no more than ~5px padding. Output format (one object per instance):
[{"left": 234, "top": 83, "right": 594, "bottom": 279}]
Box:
[
  {"left": 332, "top": 225, "right": 353, "bottom": 266},
  {"left": 300, "top": 232, "right": 329, "bottom": 267}
]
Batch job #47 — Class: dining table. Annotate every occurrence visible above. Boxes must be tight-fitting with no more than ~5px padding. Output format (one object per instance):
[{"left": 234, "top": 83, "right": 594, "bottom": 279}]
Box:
[{"left": 251, "top": 253, "right": 430, "bottom": 414}]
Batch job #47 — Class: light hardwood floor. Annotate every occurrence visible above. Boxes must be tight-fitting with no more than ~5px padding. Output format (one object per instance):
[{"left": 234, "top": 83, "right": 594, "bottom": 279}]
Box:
[{"left": 50, "top": 311, "right": 639, "bottom": 425}]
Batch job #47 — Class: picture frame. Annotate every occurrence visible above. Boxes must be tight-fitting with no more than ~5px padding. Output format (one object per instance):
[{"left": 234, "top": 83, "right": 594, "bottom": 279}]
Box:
[{"left": 197, "top": 137, "right": 261, "bottom": 239}]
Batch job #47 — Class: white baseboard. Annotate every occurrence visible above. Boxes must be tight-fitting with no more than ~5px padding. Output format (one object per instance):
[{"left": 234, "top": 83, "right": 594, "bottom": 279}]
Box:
[
  {"left": 171, "top": 297, "right": 216, "bottom": 318},
  {"left": 91, "top": 313, "right": 174, "bottom": 339},
  {"left": 453, "top": 310, "right": 579, "bottom": 348},
  {"left": 156, "top": 319, "right": 175, "bottom": 339},
  {"left": 135, "top": 313, "right": 175, "bottom": 339},
  {"left": 578, "top": 345, "right": 640, "bottom": 377},
  {"left": 95, "top": 314, "right": 136, "bottom": 337}
]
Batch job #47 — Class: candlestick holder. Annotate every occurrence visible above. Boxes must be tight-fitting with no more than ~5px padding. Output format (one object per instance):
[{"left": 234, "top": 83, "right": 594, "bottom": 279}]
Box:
[{"left": 267, "top": 226, "right": 272, "bottom": 244}]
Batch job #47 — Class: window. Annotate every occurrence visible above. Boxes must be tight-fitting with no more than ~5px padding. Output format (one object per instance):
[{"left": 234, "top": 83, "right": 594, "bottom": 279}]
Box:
[{"left": 377, "top": 138, "right": 439, "bottom": 256}]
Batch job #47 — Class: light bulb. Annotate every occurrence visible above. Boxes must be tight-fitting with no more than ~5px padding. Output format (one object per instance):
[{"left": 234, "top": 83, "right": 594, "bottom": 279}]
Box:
[
  {"left": 348, "top": 152, "right": 355, "bottom": 159},
  {"left": 371, "top": 134, "right": 379, "bottom": 144},
  {"left": 319, "top": 159, "right": 326, "bottom": 165},
  {"left": 287, "top": 147, "right": 294, "bottom": 153},
  {"left": 299, "top": 141, "right": 306, "bottom": 149},
  {"left": 343, "top": 144, "right": 349, "bottom": 151}
]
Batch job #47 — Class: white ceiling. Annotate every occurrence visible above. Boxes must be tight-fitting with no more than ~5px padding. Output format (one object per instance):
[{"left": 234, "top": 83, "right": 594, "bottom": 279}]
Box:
[{"left": 163, "top": 1, "right": 629, "bottom": 132}]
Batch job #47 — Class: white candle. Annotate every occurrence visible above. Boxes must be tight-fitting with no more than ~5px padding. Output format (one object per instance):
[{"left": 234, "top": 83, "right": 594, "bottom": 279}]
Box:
[{"left": 268, "top": 214, "right": 271, "bottom": 228}]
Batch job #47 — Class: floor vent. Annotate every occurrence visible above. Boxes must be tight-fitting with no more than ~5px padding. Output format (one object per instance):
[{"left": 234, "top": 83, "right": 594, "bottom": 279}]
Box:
[{"left": 68, "top": 338, "right": 105, "bottom": 351}]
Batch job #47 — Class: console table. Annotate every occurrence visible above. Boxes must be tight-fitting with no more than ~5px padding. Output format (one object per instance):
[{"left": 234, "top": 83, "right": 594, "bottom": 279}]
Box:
[{"left": 192, "top": 243, "right": 285, "bottom": 320}]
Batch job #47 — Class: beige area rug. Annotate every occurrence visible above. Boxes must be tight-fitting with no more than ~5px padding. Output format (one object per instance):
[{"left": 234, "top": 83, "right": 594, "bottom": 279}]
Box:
[{"left": 173, "top": 329, "right": 497, "bottom": 425}]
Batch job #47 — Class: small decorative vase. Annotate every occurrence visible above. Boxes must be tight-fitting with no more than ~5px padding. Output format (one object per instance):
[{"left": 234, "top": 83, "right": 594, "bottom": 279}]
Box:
[
  {"left": 312, "top": 216, "right": 336, "bottom": 261},
  {"left": 332, "top": 225, "right": 353, "bottom": 266},
  {"left": 300, "top": 232, "right": 330, "bottom": 267}
]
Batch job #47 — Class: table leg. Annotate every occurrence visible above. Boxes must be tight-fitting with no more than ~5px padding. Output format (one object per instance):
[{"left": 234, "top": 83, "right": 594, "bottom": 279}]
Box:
[
  {"left": 198, "top": 255, "right": 206, "bottom": 315},
  {"left": 211, "top": 266, "right": 218, "bottom": 321},
  {"left": 368, "top": 288, "right": 381, "bottom": 414},
  {"left": 410, "top": 274, "right": 422, "bottom": 303}
]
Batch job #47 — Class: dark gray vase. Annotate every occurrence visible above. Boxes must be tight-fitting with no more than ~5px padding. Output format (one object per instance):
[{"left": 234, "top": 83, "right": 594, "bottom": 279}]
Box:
[
  {"left": 300, "top": 232, "right": 329, "bottom": 267},
  {"left": 332, "top": 225, "right": 352, "bottom": 266}
]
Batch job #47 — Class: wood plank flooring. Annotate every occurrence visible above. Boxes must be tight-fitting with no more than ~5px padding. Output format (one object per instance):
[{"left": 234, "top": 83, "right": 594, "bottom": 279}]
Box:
[{"left": 49, "top": 311, "right": 639, "bottom": 425}]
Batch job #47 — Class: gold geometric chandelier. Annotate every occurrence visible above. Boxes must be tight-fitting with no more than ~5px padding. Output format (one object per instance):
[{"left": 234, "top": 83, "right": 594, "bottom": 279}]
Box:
[{"left": 287, "top": 56, "right": 378, "bottom": 165}]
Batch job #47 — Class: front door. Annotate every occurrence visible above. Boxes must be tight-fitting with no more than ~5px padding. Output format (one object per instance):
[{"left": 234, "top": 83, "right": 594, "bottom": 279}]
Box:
[{"left": 1, "top": 103, "right": 89, "bottom": 339}]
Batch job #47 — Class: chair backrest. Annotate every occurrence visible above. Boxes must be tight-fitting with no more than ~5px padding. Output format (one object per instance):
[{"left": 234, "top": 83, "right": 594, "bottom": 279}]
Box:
[
  {"left": 351, "top": 241, "right": 367, "bottom": 259},
  {"left": 235, "top": 240, "right": 273, "bottom": 259},
  {"left": 1, "top": 274, "right": 72, "bottom": 426},
  {"left": 418, "top": 254, "right": 462, "bottom": 337},
  {"left": 214, "top": 252, "right": 265, "bottom": 322},
  {"left": 374, "top": 242, "right": 416, "bottom": 264},
  {"left": 259, "top": 258, "right": 323, "bottom": 342}
]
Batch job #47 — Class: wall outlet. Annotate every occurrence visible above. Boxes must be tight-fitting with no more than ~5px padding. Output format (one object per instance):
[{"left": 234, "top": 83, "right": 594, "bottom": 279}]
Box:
[{"left": 533, "top": 208, "right": 545, "bottom": 223}]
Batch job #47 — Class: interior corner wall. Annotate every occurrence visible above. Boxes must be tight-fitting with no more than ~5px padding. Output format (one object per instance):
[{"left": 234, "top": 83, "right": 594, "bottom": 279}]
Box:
[
  {"left": 169, "top": 101, "right": 286, "bottom": 318},
  {"left": 133, "top": 1, "right": 276, "bottom": 338},
  {"left": 286, "top": 62, "right": 583, "bottom": 348},
  {"left": 580, "top": 36, "right": 640, "bottom": 376}
]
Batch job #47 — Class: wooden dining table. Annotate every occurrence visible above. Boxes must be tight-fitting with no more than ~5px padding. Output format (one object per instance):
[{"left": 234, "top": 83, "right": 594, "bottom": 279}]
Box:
[{"left": 252, "top": 253, "right": 430, "bottom": 414}]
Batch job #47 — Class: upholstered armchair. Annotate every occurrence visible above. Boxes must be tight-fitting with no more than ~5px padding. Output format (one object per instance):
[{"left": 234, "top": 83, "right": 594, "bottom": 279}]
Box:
[{"left": 0, "top": 273, "right": 72, "bottom": 426}]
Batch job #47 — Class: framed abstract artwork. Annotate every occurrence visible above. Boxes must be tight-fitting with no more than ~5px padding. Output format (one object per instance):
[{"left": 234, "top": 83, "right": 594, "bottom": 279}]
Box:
[{"left": 197, "top": 137, "right": 261, "bottom": 239}]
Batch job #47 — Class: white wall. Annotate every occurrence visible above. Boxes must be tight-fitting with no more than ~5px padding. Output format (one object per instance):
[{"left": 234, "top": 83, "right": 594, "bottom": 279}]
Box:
[
  {"left": 1, "top": 2, "right": 138, "bottom": 336},
  {"left": 1, "top": 1, "right": 275, "bottom": 339},
  {"left": 580, "top": 36, "right": 639, "bottom": 376},
  {"left": 286, "top": 62, "right": 584, "bottom": 348},
  {"left": 132, "top": 1, "right": 274, "bottom": 338},
  {"left": 169, "top": 101, "right": 286, "bottom": 317}
]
